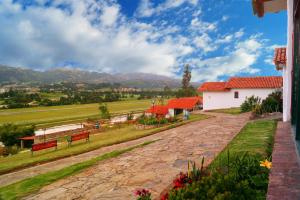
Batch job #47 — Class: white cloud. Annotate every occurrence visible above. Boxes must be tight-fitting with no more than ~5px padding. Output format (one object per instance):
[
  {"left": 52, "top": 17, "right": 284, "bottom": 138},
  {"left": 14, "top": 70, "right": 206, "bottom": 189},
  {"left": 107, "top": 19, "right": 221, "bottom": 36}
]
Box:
[
  {"left": 136, "top": 0, "right": 199, "bottom": 17},
  {"left": 234, "top": 29, "right": 244, "bottom": 38},
  {"left": 221, "top": 15, "right": 229, "bottom": 21},
  {"left": 190, "top": 18, "right": 217, "bottom": 32},
  {"left": 100, "top": 5, "right": 119, "bottom": 26},
  {"left": 191, "top": 37, "right": 263, "bottom": 81},
  {"left": 194, "top": 33, "right": 217, "bottom": 53},
  {"left": 0, "top": 0, "right": 194, "bottom": 77}
]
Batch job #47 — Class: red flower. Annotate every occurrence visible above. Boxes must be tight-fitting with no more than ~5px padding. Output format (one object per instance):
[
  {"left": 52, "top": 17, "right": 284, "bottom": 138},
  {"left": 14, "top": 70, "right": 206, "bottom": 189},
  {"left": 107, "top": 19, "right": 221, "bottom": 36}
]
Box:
[
  {"left": 161, "top": 193, "right": 169, "bottom": 200},
  {"left": 172, "top": 172, "right": 191, "bottom": 189},
  {"left": 134, "top": 189, "right": 151, "bottom": 197}
]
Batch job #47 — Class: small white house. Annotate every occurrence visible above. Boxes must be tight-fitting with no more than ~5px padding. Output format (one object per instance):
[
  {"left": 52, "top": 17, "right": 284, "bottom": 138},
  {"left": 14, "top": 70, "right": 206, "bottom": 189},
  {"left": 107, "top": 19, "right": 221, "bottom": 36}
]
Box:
[{"left": 198, "top": 76, "right": 283, "bottom": 110}]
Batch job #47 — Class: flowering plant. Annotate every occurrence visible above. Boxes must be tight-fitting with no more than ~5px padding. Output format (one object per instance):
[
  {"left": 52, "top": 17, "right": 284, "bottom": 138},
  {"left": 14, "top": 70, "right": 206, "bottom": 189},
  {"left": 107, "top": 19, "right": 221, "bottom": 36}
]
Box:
[
  {"left": 260, "top": 159, "right": 272, "bottom": 169},
  {"left": 134, "top": 189, "right": 151, "bottom": 200},
  {"left": 173, "top": 172, "right": 192, "bottom": 189}
]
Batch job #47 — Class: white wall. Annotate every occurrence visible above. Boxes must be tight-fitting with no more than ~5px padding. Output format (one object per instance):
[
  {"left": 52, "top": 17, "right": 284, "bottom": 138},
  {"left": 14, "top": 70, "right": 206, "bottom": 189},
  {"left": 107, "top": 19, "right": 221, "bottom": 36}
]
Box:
[
  {"left": 203, "top": 88, "right": 278, "bottom": 110},
  {"left": 283, "top": 0, "right": 293, "bottom": 122}
]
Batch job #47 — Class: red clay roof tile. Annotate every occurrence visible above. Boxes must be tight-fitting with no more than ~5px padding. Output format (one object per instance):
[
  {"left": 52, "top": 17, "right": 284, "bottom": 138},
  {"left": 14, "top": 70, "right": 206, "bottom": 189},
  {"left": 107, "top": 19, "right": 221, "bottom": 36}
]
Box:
[
  {"left": 225, "top": 76, "right": 283, "bottom": 89},
  {"left": 167, "top": 97, "right": 202, "bottom": 109},
  {"left": 274, "top": 47, "right": 286, "bottom": 70},
  {"left": 198, "top": 82, "right": 228, "bottom": 92},
  {"left": 146, "top": 105, "right": 169, "bottom": 115},
  {"left": 198, "top": 76, "right": 283, "bottom": 92}
]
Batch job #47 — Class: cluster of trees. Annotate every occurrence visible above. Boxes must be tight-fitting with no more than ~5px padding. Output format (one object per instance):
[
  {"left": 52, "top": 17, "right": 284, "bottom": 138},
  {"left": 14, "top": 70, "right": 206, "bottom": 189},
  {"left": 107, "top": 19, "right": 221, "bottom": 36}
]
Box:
[
  {"left": 0, "top": 124, "right": 35, "bottom": 150},
  {"left": 1, "top": 90, "right": 41, "bottom": 108},
  {"left": 40, "top": 92, "right": 122, "bottom": 106}
]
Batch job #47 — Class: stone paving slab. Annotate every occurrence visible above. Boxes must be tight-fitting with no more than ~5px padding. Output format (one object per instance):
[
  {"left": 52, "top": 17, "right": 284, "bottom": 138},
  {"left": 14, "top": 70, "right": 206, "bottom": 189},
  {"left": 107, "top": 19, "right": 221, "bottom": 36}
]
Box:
[{"left": 24, "top": 112, "right": 250, "bottom": 200}]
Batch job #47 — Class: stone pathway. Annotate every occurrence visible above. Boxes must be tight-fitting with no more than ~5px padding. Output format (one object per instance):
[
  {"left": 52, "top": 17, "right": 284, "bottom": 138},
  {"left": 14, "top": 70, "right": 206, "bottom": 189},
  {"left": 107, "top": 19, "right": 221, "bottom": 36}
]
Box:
[{"left": 23, "top": 112, "right": 250, "bottom": 200}]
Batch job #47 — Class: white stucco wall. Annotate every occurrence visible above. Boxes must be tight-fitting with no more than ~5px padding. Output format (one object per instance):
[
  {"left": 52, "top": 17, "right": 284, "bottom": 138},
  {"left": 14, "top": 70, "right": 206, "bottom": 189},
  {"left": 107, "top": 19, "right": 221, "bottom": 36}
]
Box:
[
  {"left": 282, "top": 0, "right": 293, "bottom": 122},
  {"left": 203, "top": 88, "right": 278, "bottom": 110}
]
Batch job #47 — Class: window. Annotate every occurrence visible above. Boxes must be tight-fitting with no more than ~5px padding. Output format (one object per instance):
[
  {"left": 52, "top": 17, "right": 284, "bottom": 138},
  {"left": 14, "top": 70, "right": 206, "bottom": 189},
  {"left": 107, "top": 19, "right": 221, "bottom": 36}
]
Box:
[{"left": 234, "top": 91, "right": 239, "bottom": 99}]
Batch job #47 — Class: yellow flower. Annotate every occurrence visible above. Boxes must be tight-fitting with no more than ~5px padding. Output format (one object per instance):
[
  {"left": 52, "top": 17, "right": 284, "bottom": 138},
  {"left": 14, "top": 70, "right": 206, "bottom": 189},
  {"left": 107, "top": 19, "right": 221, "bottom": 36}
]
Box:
[{"left": 260, "top": 159, "right": 272, "bottom": 169}]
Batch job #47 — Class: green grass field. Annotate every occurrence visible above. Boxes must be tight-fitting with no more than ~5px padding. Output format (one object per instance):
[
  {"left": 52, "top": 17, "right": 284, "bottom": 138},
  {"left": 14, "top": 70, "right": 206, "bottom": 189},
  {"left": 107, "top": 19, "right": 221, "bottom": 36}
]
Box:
[
  {"left": 208, "top": 107, "right": 242, "bottom": 115},
  {"left": 210, "top": 120, "right": 277, "bottom": 169},
  {"left": 0, "top": 114, "right": 210, "bottom": 175},
  {"left": 0, "top": 99, "right": 152, "bottom": 127}
]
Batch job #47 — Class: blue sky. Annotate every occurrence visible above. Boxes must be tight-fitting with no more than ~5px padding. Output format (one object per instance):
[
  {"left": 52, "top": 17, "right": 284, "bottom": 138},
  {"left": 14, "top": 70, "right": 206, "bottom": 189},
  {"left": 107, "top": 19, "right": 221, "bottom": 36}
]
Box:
[{"left": 0, "top": 0, "right": 287, "bottom": 82}]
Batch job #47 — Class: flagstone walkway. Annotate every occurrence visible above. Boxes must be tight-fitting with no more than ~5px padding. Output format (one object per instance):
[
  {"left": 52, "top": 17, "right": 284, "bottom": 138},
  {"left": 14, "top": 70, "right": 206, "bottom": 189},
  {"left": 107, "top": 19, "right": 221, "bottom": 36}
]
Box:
[{"left": 24, "top": 112, "right": 250, "bottom": 200}]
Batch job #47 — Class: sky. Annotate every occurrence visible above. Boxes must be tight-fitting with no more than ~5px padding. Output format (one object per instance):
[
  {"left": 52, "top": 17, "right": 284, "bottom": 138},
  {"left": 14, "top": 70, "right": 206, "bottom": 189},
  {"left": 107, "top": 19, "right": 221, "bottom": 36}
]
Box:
[{"left": 0, "top": 0, "right": 287, "bottom": 82}]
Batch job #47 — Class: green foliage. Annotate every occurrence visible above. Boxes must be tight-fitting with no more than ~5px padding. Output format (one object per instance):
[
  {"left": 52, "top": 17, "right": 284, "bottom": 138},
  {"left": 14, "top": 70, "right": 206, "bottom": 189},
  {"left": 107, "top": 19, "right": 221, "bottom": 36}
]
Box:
[
  {"left": 98, "top": 103, "right": 111, "bottom": 119},
  {"left": 240, "top": 91, "right": 283, "bottom": 116},
  {"left": 168, "top": 154, "right": 269, "bottom": 200},
  {"left": 166, "top": 120, "right": 276, "bottom": 200},
  {"left": 138, "top": 116, "right": 169, "bottom": 125},
  {"left": 182, "top": 64, "right": 192, "bottom": 89},
  {"left": 0, "top": 124, "right": 35, "bottom": 147},
  {"left": 127, "top": 112, "right": 134, "bottom": 121},
  {"left": 176, "top": 86, "right": 198, "bottom": 98},
  {"left": 260, "top": 90, "right": 283, "bottom": 113},
  {"left": 240, "top": 96, "right": 261, "bottom": 113}
]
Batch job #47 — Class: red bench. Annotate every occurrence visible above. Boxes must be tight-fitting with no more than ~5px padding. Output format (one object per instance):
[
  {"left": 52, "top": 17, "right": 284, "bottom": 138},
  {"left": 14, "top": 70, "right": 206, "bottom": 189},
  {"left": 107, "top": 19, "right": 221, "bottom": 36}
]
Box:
[
  {"left": 68, "top": 131, "right": 90, "bottom": 146},
  {"left": 31, "top": 140, "right": 57, "bottom": 155}
]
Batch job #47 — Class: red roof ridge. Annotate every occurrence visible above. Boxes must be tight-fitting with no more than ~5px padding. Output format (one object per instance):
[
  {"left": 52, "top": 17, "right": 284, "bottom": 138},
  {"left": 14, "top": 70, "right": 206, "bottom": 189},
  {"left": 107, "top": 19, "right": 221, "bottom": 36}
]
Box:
[{"left": 199, "top": 76, "right": 282, "bottom": 92}]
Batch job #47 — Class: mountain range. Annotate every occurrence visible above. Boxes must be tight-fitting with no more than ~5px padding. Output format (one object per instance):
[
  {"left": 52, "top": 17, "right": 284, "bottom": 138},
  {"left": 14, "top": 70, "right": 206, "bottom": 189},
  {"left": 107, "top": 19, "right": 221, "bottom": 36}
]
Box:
[{"left": 0, "top": 65, "right": 194, "bottom": 88}]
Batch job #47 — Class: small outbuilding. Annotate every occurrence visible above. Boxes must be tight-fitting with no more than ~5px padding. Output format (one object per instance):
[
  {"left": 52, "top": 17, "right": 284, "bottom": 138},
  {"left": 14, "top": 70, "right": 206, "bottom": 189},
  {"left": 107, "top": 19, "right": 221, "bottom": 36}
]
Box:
[
  {"left": 145, "top": 105, "right": 169, "bottom": 118},
  {"left": 167, "top": 97, "right": 203, "bottom": 117}
]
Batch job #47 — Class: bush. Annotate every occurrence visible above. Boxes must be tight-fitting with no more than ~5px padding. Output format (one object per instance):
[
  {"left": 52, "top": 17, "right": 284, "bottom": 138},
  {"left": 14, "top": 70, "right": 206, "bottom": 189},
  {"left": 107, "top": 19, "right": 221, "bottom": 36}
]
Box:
[
  {"left": 99, "top": 103, "right": 111, "bottom": 119},
  {"left": 137, "top": 116, "right": 169, "bottom": 125},
  {"left": 0, "top": 124, "right": 35, "bottom": 148},
  {"left": 260, "top": 91, "right": 283, "bottom": 113},
  {"left": 5, "top": 145, "right": 19, "bottom": 156},
  {"left": 240, "top": 96, "right": 261, "bottom": 113},
  {"left": 166, "top": 153, "right": 269, "bottom": 200},
  {"left": 127, "top": 112, "right": 134, "bottom": 121}
]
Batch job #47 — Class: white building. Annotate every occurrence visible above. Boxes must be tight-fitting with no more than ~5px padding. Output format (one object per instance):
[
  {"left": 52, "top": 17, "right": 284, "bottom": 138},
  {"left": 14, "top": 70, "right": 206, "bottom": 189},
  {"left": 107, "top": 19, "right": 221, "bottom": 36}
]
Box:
[{"left": 198, "top": 76, "right": 283, "bottom": 110}]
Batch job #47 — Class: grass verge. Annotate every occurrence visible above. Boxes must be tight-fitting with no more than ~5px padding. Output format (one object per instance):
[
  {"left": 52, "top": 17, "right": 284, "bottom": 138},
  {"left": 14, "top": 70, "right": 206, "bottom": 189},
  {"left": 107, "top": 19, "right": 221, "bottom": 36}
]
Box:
[
  {"left": 0, "top": 114, "right": 211, "bottom": 175},
  {"left": 207, "top": 107, "right": 242, "bottom": 115},
  {"left": 0, "top": 140, "right": 156, "bottom": 200},
  {"left": 209, "top": 119, "right": 277, "bottom": 169}
]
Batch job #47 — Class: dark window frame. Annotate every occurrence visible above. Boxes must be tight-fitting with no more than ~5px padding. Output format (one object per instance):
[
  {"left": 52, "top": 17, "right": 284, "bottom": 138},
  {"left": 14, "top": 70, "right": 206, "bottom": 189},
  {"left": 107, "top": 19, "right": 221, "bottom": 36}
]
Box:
[{"left": 234, "top": 91, "right": 239, "bottom": 99}]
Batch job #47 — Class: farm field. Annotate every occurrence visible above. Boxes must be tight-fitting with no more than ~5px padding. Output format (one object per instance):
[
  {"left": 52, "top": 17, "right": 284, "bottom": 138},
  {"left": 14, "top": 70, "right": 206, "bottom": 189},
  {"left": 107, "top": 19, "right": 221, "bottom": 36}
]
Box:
[{"left": 0, "top": 99, "right": 152, "bottom": 127}]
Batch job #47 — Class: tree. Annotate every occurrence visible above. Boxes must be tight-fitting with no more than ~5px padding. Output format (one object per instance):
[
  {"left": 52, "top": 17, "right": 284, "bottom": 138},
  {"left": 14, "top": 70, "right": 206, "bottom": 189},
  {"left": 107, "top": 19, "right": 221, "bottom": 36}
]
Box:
[
  {"left": 0, "top": 124, "right": 35, "bottom": 147},
  {"left": 176, "top": 64, "right": 197, "bottom": 97},
  {"left": 182, "top": 64, "right": 191, "bottom": 89},
  {"left": 99, "top": 103, "right": 111, "bottom": 119}
]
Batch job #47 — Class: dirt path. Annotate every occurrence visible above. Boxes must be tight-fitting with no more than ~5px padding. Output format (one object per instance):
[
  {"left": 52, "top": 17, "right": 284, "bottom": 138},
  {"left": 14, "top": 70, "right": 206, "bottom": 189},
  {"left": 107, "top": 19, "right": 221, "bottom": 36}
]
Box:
[{"left": 23, "top": 112, "right": 250, "bottom": 200}]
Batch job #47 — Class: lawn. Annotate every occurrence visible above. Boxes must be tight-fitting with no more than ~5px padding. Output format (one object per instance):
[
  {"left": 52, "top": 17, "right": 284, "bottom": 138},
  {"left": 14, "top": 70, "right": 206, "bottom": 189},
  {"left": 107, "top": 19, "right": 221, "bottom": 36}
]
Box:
[
  {"left": 166, "top": 120, "right": 277, "bottom": 199},
  {"left": 210, "top": 119, "right": 277, "bottom": 169},
  {"left": 0, "top": 113, "right": 210, "bottom": 175},
  {"left": 0, "top": 140, "right": 156, "bottom": 200},
  {"left": 0, "top": 99, "right": 152, "bottom": 127},
  {"left": 208, "top": 107, "right": 242, "bottom": 115}
]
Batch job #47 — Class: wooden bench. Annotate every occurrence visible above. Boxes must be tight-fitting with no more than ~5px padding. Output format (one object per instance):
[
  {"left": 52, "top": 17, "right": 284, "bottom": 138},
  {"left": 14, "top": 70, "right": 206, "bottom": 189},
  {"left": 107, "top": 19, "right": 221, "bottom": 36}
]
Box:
[
  {"left": 31, "top": 140, "right": 57, "bottom": 155},
  {"left": 68, "top": 131, "right": 90, "bottom": 146}
]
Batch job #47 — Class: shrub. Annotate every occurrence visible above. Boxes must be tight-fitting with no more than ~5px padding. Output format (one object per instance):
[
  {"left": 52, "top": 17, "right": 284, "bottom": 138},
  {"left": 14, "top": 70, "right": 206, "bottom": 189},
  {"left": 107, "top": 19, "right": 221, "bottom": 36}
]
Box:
[
  {"left": 166, "top": 153, "right": 269, "bottom": 200},
  {"left": 137, "top": 116, "right": 169, "bottom": 125},
  {"left": 241, "top": 96, "right": 261, "bottom": 113},
  {"left": 99, "top": 103, "right": 111, "bottom": 119},
  {"left": 260, "top": 90, "right": 283, "bottom": 113},
  {"left": 0, "top": 124, "right": 35, "bottom": 148},
  {"left": 127, "top": 112, "right": 134, "bottom": 121}
]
